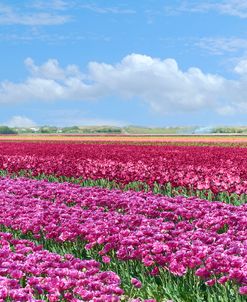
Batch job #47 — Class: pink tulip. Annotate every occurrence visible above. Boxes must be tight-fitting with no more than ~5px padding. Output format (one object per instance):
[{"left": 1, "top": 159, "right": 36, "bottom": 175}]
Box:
[{"left": 131, "top": 278, "right": 142, "bottom": 288}]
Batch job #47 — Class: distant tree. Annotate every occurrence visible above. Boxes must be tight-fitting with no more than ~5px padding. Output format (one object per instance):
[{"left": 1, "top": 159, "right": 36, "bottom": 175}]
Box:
[
  {"left": 95, "top": 127, "right": 121, "bottom": 133},
  {"left": 213, "top": 127, "right": 244, "bottom": 134},
  {"left": 62, "top": 126, "right": 80, "bottom": 133},
  {"left": 40, "top": 127, "right": 50, "bottom": 133},
  {"left": 0, "top": 126, "right": 17, "bottom": 134}
]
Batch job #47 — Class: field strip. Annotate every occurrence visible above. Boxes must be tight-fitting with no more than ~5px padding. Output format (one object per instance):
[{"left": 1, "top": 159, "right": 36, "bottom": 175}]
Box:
[
  {"left": 2, "top": 134, "right": 247, "bottom": 147},
  {"left": 0, "top": 177, "right": 246, "bottom": 301},
  {"left": 0, "top": 141, "right": 247, "bottom": 301},
  {"left": 1, "top": 142, "right": 247, "bottom": 205},
  {"left": 1, "top": 170, "right": 246, "bottom": 205}
]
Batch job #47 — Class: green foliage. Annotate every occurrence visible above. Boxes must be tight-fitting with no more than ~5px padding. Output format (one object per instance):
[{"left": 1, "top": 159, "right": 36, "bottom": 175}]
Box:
[
  {"left": 40, "top": 127, "right": 51, "bottom": 133},
  {"left": 0, "top": 126, "right": 17, "bottom": 134},
  {"left": 79, "top": 126, "right": 122, "bottom": 134},
  {"left": 94, "top": 127, "right": 121, "bottom": 133},
  {"left": 212, "top": 127, "right": 247, "bottom": 133},
  {"left": 62, "top": 126, "right": 80, "bottom": 133},
  {"left": 123, "top": 126, "right": 189, "bottom": 134}
]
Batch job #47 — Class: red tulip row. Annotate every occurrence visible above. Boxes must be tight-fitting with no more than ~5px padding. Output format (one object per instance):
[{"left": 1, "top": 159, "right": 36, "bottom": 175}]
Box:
[{"left": 0, "top": 142, "right": 247, "bottom": 195}]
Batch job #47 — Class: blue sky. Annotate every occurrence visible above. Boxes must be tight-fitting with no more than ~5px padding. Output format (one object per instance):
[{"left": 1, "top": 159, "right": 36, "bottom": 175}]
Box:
[{"left": 1, "top": 0, "right": 247, "bottom": 127}]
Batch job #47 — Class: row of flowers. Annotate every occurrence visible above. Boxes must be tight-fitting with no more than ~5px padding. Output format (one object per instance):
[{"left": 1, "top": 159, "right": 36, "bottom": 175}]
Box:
[
  {"left": 0, "top": 232, "right": 126, "bottom": 301},
  {"left": 0, "top": 177, "right": 246, "bottom": 296},
  {"left": 0, "top": 142, "right": 247, "bottom": 195}
]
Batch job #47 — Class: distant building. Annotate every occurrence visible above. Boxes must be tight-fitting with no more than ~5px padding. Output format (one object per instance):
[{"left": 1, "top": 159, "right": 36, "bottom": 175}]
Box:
[{"left": 30, "top": 127, "right": 40, "bottom": 132}]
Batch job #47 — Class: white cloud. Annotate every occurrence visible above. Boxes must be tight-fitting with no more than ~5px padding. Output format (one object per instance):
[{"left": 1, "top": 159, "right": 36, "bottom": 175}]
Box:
[
  {"left": 24, "top": 58, "right": 82, "bottom": 80},
  {"left": 195, "top": 37, "right": 247, "bottom": 55},
  {"left": 165, "top": 0, "right": 247, "bottom": 18},
  {"left": 5, "top": 116, "right": 36, "bottom": 127},
  {"left": 1, "top": 54, "right": 247, "bottom": 116},
  {"left": 0, "top": 29, "right": 109, "bottom": 43},
  {"left": 234, "top": 59, "right": 247, "bottom": 74},
  {"left": 217, "top": 0, "right": 247, "bottom": 18},
  {"left": 0, "top": 3, "right": 71, "bottom": 25},
  {"left": 31, "top": 1, "right": 136, "bottom": 15},
  {"left": 79, "top": 3, "right": 135, "bottom": 14},
  {"left": 31, "top": 0, "right": 69, "bottom": 11},
  {"left": 87, "top": 54, "right": 226, "bottom": 113}
]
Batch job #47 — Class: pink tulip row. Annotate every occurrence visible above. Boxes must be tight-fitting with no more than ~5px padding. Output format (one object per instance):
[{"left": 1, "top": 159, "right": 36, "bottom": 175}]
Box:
[
  {"left": 1, "top": 142, "right": 247, "bottom": 195},
  {"left": 0, "top": 232, "right": 126, "bottom": 302},
  {"left": 0, "top": 177, "right": 246, "bottom": 295}
]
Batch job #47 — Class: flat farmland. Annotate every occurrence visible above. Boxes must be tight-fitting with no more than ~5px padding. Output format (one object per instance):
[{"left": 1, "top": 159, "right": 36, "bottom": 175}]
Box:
[
  {"left": 1, "top": 134, "right": 247, "bottom": 144},
  {"left": 0, "top": 136, "right": 246, "bottom": 301}
]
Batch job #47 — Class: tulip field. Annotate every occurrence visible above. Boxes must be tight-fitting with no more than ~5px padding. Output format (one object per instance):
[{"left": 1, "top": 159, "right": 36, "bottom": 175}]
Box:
[
  {"left": 0, "top": 139, "right": 246, "bottom": 301},
  {"left": 1, "top": 141, "right": 247, "bottom": 202}
]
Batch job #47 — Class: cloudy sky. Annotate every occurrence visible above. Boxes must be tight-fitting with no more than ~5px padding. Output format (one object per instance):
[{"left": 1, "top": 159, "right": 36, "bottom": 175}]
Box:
[{"left": 1, "top": 0, "right": 247, "bottom": 127}]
